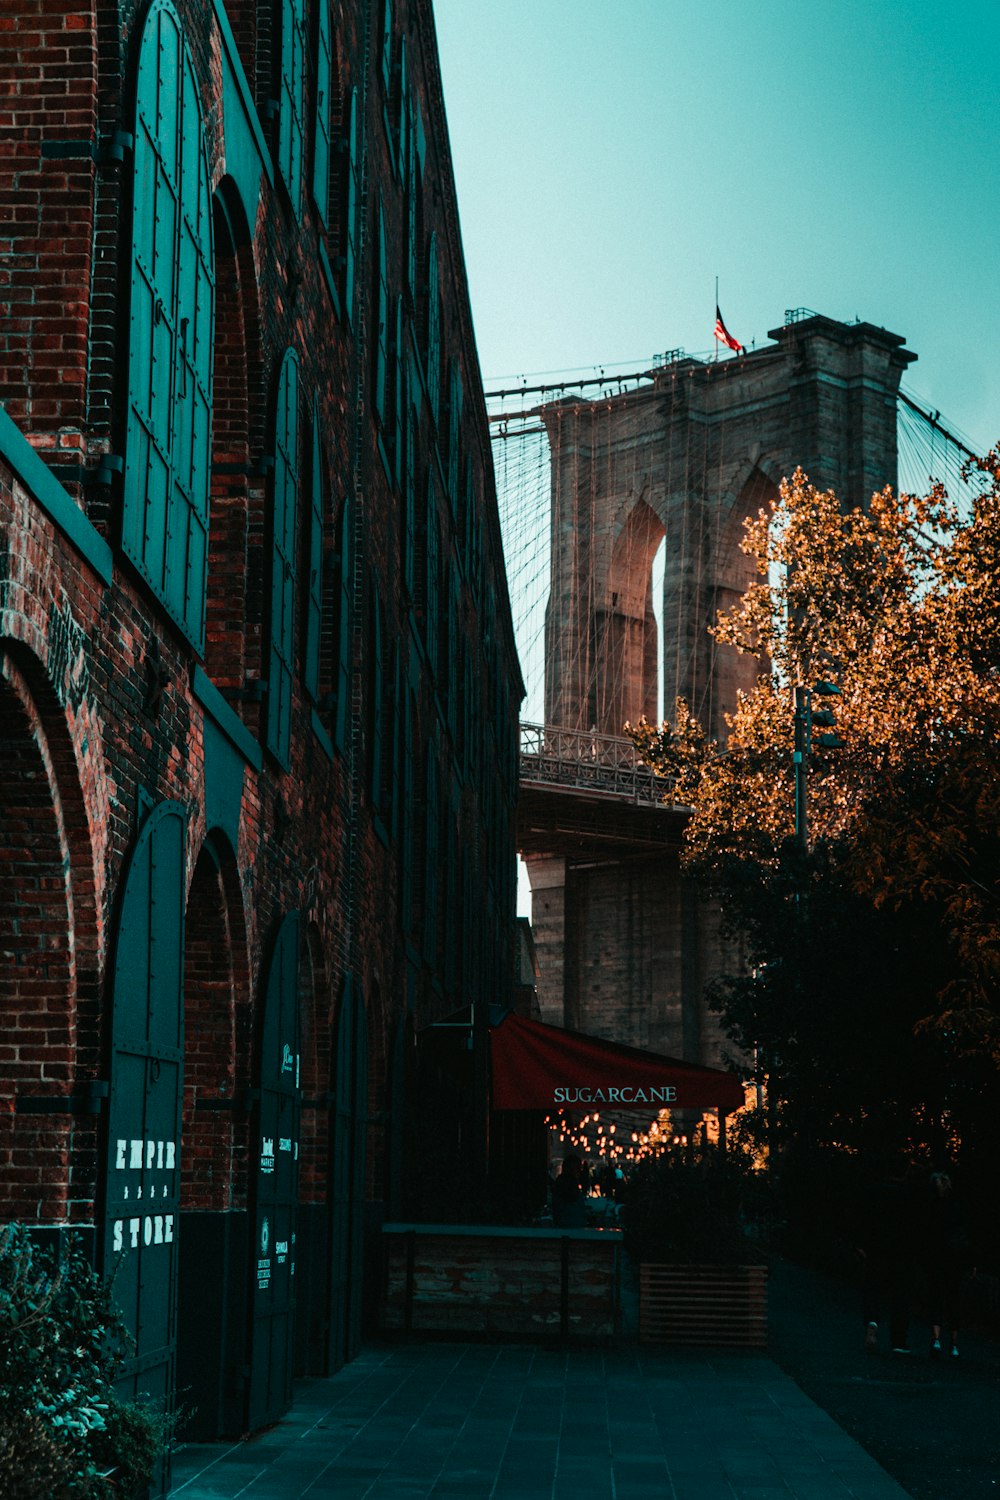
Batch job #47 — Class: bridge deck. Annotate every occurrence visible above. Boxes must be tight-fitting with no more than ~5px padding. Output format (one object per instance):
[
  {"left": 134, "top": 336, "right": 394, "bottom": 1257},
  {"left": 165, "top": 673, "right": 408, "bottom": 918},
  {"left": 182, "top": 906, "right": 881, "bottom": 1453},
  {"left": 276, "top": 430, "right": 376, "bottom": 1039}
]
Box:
[
  {"left": 518, "top": 721, "right": 675, "bottom": 806},
  {"left": 517, "top": 723, "right": 687, "bottom": 857}
]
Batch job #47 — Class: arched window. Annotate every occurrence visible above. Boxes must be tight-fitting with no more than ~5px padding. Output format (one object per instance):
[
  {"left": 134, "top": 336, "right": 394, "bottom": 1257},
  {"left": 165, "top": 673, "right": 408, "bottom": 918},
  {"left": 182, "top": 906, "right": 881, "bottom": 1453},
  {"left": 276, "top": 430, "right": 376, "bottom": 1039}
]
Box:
[
  {"left": 331, "top": 492, "right": 352, "bottom": 754},
  {"left": 267, "top": 349, "right": 300, "bottom": 767},
  {"left": 395, "top": 36, "right": 407, "bottom": 181},
  {"left": 424, "top": 232, "right": 440, "bottom": 422},
  {"left": 124, "top": 0, "right": 214, "bottom": 650},
  {"left": 278, "top": 0, "right": 306, "bottom": 218},
  {"left": 380, "top": 0, "right": 394, "bottom": 97},
  {"left": 402, "top": 391, "right": 416, "bottom": 598},
  {"left": 336, "top": 88, "right": 360, "bottom": 327},
  {"left": 444, "top": 784, "right": 459, "bottom": 994},
  {"left": 374, "top": 199, "right": 389, "bottom": 427},
  {"left": 368, "top": 575, "right": 384, "bottom": 813},
  {"left": 406, "top": 100, "right": 424, "bottom": 304},
  {"left": 423, "top": 736, "right": 439, "bottom": 960},
  {"left": 392, "top": 298, "right": 405, "bottom": 489},
  {"left": 398, "top": 685, "right": 418, "bottom": 933},
  {"left": 445, "top": 359, "right": 463, "bottom": 514},
  {"left": 425, "top": 471, "right": 439, "bottom": 670},
  {"left": 303, "top": 399, "right": 326, "bottom": 704},
  {"left": 465, "top": 456, "right": 481, "bottom": 603},
  {"left": 312, "top": 0, "right": 333, "bottom": 231}
]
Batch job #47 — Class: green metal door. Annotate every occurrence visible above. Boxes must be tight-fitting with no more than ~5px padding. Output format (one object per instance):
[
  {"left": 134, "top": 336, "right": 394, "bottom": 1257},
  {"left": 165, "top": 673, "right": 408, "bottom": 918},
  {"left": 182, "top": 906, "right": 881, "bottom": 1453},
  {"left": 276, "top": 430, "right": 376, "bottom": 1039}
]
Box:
[
  {"left": 329, "top": 976, "right": 367, "bottom": 1369},
  {"left": 102, "top": 801, "right": 186, "bottom": 1489},
  {"left": 246, "top": 913, "right": 300, "bottom": 1430}
]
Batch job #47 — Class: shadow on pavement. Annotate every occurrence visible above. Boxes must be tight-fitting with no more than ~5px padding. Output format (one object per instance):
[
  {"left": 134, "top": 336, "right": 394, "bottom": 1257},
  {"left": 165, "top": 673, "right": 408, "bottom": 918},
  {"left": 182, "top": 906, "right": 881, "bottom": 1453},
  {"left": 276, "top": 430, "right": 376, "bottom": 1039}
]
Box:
[{"left": 766, "top": 1255, "right": 1000, "bottom": 1500}]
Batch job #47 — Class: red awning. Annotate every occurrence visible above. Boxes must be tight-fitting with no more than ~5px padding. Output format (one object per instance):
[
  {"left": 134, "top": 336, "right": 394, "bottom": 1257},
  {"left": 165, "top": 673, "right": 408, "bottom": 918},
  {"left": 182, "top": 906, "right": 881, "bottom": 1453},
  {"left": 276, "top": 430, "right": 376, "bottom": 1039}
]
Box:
[{"left": 489, "top": 1013, "right": 745, "bottom": 1115}]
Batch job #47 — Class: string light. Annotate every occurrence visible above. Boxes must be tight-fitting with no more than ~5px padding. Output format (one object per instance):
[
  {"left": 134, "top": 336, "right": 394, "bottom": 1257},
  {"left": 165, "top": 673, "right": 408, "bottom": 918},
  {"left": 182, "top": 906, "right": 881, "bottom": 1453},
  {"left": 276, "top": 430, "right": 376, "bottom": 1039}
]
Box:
[{"left": 547, "top": 1106, "right": 680, "bottom": 1167}]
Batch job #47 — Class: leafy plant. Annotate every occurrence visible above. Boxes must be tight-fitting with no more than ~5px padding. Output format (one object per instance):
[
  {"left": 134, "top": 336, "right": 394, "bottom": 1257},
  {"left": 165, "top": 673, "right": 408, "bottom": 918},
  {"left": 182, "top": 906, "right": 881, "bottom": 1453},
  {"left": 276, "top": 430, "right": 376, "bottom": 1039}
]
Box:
[
  {"left": 0, "top": 1223, "right": 172, "bottom": 1498},
  {"left": 0, "top": 1409, "right": 79, "bottom": 1500}
]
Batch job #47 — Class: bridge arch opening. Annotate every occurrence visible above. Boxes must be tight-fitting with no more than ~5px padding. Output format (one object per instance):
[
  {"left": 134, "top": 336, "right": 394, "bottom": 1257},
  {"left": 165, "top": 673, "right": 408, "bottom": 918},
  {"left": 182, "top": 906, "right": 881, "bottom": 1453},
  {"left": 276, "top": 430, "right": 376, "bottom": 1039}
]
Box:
[
  {"left": 704, "top": 464, "right": 778, "bottom": 742},
  {"left": 595, "top": 497, "right": 664, "bottom": 736}
]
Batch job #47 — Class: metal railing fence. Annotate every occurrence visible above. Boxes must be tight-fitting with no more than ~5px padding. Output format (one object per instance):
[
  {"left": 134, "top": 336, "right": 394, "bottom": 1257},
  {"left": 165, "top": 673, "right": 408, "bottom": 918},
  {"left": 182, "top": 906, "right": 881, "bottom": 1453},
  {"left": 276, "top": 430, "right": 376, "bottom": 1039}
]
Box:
[{"left": 519, "top": 721, "right": 674, "bottom": 807}]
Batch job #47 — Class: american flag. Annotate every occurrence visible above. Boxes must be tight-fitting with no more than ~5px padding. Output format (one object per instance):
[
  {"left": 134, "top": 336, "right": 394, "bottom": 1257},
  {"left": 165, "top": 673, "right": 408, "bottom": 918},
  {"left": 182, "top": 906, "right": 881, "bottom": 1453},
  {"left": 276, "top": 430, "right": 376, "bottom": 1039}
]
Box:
[{"left": 714, "top": 305, "right": 744, "bottom": 354}]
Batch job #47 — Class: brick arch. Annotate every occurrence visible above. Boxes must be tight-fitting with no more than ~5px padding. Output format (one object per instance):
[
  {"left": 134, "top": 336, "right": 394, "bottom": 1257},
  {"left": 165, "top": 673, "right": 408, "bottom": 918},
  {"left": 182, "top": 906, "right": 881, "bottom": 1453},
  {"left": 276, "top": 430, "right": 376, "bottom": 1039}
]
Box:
[
  {"left": 0, "top": 641, "right": 100, "bottom": 1225},
  {"left": 176, "top": 832, "right": 251, "bottom": 1436},
  {"left": 713, "top": 462, "right": 782, "bottom": 595},
  {"left": 206, "top": 182, "right": 266, "bottom": 704},
  {"left": 181, "top": 834, "right": 249, "bottom": 1212}
]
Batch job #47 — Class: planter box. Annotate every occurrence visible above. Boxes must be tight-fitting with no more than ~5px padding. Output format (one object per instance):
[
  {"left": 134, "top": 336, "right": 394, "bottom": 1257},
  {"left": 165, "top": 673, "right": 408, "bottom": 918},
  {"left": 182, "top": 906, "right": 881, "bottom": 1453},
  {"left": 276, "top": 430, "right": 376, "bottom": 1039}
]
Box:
[{"left": 639, "top": 1262, "right": 767, "bottom": 1347}]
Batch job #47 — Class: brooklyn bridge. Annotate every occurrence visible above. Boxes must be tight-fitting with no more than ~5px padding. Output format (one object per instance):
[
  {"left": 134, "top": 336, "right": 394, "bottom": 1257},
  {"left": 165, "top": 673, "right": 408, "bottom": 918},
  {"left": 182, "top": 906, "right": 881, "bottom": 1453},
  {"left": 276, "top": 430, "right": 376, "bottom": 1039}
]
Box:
[{"left": 492, "top": 311, "right": 983, "bottom": 1069}]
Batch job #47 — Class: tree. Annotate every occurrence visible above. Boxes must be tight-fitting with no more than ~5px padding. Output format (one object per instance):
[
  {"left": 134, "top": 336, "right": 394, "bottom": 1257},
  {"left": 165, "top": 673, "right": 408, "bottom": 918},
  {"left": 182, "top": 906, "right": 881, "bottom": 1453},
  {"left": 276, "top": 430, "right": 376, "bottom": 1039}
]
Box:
[{"left": 629, "top": 450, "right": 1000, "bottom": 1161}]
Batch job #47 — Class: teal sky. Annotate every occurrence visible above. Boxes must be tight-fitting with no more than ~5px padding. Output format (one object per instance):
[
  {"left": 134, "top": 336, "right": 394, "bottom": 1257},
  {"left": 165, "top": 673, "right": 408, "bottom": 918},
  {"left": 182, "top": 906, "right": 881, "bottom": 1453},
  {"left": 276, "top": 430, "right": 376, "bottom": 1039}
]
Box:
[{"left": 433, "top": 0, "right": 999, "bottom": 453}]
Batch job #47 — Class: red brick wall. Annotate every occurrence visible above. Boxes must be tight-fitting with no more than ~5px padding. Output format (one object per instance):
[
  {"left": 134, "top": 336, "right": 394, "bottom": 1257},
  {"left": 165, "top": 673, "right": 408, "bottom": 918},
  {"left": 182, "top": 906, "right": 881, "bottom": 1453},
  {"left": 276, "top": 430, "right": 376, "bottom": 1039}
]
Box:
[
  {"left": 0, "top": 0, "right": 523, "bottom": 1278},
  {"left": 181, "top": 848, "right": 241, "bottom": 1212},
  {"left": 0, "top": 3, "right": 97, "bottom": 454}
]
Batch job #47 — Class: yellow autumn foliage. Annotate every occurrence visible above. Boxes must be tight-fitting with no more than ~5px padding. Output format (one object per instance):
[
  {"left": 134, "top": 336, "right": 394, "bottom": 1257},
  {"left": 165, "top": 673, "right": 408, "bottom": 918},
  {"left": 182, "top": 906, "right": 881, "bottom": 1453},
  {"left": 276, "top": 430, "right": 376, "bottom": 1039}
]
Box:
[{"left": 629, "top": 448, "right": 1000, "bottom": 1054}]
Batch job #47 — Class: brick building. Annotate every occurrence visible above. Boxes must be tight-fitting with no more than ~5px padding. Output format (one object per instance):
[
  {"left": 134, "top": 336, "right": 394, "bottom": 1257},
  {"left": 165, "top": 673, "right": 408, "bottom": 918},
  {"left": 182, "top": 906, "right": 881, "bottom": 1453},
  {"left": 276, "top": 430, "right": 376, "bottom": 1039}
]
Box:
[{"left": 0, "top": 0, "right": 522, "bottom": 1448}]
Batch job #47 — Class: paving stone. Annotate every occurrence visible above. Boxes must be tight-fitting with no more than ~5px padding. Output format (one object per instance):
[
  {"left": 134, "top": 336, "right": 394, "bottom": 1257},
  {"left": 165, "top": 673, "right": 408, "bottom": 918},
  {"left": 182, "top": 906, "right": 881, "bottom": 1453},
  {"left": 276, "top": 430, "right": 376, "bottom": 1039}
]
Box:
[{"left": 169, "top": 1337, "right": 919, "bottom": 1500}]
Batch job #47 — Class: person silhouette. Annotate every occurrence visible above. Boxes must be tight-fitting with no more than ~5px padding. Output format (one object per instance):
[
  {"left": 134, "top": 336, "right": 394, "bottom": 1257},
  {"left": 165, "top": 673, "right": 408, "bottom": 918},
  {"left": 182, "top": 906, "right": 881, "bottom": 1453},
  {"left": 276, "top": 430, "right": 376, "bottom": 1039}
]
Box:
[
  {"left": 923, "top": 1171, "right": 972, "bottom": 1359},
  {"left": 551, "top": 1152, "right": 587, "bottom": 1228}
]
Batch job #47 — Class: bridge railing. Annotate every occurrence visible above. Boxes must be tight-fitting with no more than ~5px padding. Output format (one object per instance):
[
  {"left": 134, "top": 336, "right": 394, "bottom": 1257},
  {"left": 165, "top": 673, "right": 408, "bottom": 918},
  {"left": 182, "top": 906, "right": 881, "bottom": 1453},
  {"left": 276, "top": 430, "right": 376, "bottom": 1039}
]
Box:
[{"left": 519, "top": 721, "right": 673, "bottom": 806}]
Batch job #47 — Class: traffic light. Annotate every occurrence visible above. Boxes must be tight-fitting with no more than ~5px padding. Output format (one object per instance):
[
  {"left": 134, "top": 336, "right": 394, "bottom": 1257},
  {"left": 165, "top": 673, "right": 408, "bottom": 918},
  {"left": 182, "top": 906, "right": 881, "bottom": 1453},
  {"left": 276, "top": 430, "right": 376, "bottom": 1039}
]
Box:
[
  {"left": 810, "top": 681, "right": 843, "bottom": 749},
  {"left": 792, "top": 680, "right": 843, "bottom": 853}
]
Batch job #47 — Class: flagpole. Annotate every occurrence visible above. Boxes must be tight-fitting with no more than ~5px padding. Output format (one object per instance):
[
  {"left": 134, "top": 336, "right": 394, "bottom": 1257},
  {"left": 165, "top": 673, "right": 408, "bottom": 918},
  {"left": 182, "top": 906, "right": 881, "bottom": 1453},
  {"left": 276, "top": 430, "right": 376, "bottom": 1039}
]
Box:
[{"left": 714, "top": 276, "right": 719, "bottom": 361}]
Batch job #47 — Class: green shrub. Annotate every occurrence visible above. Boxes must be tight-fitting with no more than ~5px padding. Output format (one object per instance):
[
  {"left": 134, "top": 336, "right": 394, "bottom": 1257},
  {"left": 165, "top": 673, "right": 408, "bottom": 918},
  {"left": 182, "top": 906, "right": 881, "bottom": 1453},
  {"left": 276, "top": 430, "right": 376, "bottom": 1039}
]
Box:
[
  {"left": 0, "top": 1408, "right": 79, "bottom": 1500},
  {"left": 0, "top": 1223, "right": 172, "bottom": 1498}
]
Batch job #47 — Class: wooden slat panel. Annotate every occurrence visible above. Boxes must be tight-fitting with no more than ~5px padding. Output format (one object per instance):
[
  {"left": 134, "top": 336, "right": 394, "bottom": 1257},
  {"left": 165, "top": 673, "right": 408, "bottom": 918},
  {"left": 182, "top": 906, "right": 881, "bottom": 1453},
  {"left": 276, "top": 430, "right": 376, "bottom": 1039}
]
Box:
[{"left": 639, "top": 1264, "right": 768, "bottom": 1347}]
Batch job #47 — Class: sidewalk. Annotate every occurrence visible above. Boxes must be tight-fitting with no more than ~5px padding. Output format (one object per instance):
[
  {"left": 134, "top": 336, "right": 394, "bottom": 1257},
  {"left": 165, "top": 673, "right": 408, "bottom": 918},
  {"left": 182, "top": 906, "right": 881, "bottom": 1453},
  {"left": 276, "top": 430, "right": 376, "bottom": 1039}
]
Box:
[
  {"left": 169, "top": 1339, "right": 911, "bottom": 1500},
  {"left": 766, "top": 1256, "right": 1000, "bottom": 1500}
]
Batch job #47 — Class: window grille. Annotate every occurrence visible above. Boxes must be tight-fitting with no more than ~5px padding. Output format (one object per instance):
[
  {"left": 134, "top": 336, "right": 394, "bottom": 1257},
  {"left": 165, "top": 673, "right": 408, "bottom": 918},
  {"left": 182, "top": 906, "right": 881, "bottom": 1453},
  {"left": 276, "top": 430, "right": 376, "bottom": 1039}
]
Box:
[
  {"left": 124, "top": 0, "right": 214, "bottom": 650},
  {"left": 303, "top": 400, "right": 325, "bottom": 702},
  {"left": 312, "top": 0, "right": 332, "bottom": 229},
  {"left": 278, "top": 0, "right": 306, "bottom": 217},
  {"left": 266, "top": 349, "right": 300, "bottom": 767}
]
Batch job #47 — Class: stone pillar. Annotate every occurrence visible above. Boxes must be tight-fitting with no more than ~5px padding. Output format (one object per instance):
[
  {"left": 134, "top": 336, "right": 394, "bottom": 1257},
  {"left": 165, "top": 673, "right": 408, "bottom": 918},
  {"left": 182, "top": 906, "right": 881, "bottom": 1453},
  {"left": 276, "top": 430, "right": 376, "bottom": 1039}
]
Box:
[
  {"left": 769, "top": 316, "right": 915, "bottom": 508},
  {"left": 524, "top": 855, "right": 567, "bottom": 1026}
]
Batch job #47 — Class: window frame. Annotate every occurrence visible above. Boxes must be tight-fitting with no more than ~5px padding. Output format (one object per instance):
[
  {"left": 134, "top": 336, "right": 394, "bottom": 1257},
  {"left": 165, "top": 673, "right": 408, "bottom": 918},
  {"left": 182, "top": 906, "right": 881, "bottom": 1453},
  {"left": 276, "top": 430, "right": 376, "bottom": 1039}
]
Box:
[
  {"left": 277, "top": 0, "right": 307, "bottom": 219},
  {"left": 123, "top": 0, "right": 215, "bottom": 652},
  {"left": 265, "top": 348, "right": 301, "bottom": 768}
]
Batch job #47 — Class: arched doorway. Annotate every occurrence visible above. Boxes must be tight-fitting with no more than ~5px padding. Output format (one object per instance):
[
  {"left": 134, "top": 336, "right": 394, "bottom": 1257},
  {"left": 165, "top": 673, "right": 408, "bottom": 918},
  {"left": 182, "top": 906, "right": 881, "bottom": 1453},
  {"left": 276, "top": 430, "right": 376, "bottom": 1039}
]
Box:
[
  {"left": 295, "top": 921, "right": 332, "bottom": 1377},
  {"left": 329, "top": 974, "right": 367, "bottom": 1370},
  {"left": 246, "top": 912, "right": 300, "bottom": 1430},
  {"left": 101, "top": 800, "right": 186, "bottom": 1489},
  {"left": 0, "top": 663, "right": 74, "bottom": 1232},
  {"left": 176, "top": 837, "right": 248, "bottom": 1439}
]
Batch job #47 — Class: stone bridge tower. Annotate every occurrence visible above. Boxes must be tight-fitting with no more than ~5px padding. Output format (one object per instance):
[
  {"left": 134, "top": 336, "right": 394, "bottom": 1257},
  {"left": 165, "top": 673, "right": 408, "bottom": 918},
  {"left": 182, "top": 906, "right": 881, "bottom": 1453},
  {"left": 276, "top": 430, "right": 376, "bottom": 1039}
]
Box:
[
  {"left": 542, "top": 314, "right": 915, "bottom": 742},
  {"left": 523, "top": 314, "right": 914, "bottom": 1070}
]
